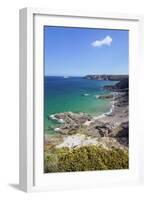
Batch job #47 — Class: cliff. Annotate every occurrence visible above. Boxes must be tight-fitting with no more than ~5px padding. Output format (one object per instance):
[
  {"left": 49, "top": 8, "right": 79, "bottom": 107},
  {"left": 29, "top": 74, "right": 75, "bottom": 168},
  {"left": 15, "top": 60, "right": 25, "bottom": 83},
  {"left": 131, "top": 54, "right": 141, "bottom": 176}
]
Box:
[
  {"left": 103, "top": 78, "right": 129, "bottom": 91},
  {"left": 84, "top": 74, "right": 128, "bottom": 81}
]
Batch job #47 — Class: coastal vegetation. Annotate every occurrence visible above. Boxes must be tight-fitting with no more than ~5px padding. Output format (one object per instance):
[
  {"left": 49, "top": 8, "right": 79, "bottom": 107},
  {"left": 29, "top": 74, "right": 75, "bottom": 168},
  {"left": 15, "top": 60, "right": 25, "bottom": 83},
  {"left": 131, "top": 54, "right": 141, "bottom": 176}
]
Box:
[{"left": 44, "top": 146, "right": 128, "bottom": 173}]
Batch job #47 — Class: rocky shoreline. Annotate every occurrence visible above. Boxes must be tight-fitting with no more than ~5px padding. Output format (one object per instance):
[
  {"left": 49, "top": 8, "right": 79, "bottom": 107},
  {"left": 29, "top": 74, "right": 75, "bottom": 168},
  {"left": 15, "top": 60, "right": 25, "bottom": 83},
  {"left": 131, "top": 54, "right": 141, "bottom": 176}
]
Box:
[
  {"left": 84, "top": 74, "right": 128, "bottom": 81},
  {"left": 45, "top": 78, "right": 129, "bottom": 152}
]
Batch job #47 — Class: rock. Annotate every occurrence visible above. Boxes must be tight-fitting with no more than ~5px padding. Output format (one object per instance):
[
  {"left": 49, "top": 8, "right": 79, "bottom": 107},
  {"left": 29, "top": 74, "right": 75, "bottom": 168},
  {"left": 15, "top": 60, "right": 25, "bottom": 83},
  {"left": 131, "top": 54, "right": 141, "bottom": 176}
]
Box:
[
  {"left": 109, "top": 121, "right": 129, "bottom": 139},
  {"left": 96, "top": 94, "right": 113, "bottom": 99},
  {"left": 84, "top": 74, "right": 128, "bottom": 81},
  {"left": 104, "top": 78, "right": 129, "bottom": 92},
  {"left": 97, "top": 136, "right": 128, "bottom": 150},
  {"left": 114, "top": 94, "right": 128, "bottom": 107},
  {"left": 115, "top": 121, "right": 129, "bottom": 138},
  {"left": 86, "top": 120, "right": 114, "bottom": 137},
  {"left": 56, "top": 134, "right": 98, "bottom": 148},
  {"left": 85, "top": 120, "right": 128, "bottom": 147},
  {"left": 54, "top": 133, "right": 128, "bottom": 150},
  {"left": 49, "top": 112, "right": 92, "bottom": 135},
  {"left": 44, "top": 134, "right": 63, "bottom": 150},
  {"left": 56, "top": 124, "right": 80, "bottom": 135},
  {"left": 53, "top": 112, "right": 92, "bottom": 125}
]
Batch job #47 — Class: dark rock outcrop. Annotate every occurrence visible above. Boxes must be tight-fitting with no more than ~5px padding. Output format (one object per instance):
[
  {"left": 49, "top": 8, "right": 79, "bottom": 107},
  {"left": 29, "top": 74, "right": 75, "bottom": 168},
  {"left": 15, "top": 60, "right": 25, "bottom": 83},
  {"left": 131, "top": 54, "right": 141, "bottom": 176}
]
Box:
[
  {"left": 109, "top": 121, "right": 129, "bottom": 138},
  {"left": 104, "top": 78, "right": 129, "bottom": 108},
  {"left": 84, "top": 74, "right": 128, "bottom": 81},
  {"left": 104, "top": 78, "right": 129, "bottom": 92},
  {"left": 86, "top": 120, "right": 115, "bottom": 137}
]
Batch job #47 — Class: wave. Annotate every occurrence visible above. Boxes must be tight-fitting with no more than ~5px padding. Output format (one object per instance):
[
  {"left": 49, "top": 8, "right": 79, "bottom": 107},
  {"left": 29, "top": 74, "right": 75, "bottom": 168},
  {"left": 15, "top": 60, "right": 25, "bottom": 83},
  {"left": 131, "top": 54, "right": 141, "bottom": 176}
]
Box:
[
  {"left": 82, "top": 93, "right": 90, "bottom": 96},
  {"left": 95, "top": 94, "right": 115, "bottom": 120},
  {"left": 50, "top": 114, "right": 65, "bottom": 123}
]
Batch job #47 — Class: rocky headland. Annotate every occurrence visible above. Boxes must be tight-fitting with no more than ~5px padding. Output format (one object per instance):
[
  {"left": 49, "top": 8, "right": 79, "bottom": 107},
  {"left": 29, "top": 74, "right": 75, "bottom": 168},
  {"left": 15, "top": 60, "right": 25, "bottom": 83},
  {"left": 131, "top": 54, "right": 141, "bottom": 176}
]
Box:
[
  {"left": 84, "top": 74, "right": 128, "bottom": 81},
  {"left": 44, "top": 76, "right": 129, "bottom": 172},
  {"left": 45, "top": 77, "right": 129, "bottom": 151}
]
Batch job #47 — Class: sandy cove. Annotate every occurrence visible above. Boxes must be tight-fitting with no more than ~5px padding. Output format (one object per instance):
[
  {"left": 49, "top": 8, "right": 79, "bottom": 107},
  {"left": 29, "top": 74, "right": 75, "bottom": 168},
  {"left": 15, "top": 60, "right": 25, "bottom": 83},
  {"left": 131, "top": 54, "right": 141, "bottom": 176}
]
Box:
[{"left": 45, "top": 80, "right": 129, "bottom": 151}]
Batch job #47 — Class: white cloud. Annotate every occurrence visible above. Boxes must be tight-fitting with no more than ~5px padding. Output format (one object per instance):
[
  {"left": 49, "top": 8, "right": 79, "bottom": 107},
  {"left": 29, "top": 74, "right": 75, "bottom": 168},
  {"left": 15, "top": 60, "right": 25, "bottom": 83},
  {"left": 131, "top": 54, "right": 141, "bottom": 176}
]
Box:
[{"left": 91, "top": 35, "right": 112, "bottom": 47}]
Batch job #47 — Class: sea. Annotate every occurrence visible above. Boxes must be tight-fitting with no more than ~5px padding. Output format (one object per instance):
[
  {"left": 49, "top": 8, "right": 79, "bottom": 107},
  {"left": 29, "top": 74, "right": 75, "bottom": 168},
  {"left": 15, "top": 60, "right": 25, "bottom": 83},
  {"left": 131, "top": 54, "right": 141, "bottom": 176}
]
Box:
[{"left": 44, "top": 76, "right": 117, "bottom": 134}]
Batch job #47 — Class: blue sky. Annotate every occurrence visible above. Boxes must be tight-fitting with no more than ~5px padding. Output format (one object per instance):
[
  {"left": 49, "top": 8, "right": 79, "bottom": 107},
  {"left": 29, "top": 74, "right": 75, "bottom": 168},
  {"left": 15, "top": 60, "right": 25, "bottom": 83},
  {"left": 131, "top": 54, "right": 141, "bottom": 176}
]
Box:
[{"left": 44, "top": 26, "right": 128, "bottom": 76}]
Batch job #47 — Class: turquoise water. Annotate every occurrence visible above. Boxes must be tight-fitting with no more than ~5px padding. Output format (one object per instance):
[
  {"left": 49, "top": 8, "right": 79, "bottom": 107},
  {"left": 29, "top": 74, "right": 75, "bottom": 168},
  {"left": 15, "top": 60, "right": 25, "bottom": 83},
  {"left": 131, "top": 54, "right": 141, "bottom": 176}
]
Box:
[{"left": 44, "top": 76, "right": 117, "bottom": 134}]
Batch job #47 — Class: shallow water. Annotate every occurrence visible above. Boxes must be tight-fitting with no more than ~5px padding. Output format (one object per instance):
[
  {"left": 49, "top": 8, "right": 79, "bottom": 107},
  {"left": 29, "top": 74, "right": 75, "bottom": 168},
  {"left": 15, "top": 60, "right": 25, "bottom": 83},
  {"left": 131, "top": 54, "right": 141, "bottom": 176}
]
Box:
[{"left": 44, "top": 76, "right": 117, "bottom": 134}]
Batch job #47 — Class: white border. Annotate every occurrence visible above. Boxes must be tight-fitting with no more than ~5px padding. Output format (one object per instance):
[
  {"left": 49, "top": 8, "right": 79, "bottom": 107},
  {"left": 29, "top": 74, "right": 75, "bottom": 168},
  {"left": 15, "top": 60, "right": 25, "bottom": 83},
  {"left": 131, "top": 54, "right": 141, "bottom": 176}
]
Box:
[{"left": 19, "top": 8, "right": 144, "bottom": 192}]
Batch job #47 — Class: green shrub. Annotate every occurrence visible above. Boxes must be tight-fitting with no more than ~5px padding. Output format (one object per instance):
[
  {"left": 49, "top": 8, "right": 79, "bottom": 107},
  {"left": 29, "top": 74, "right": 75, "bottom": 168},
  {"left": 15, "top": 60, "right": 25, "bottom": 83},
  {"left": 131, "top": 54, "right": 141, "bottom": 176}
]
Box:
[{"left": 44, "top": 146, "right": 128, "bottom": 173}]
